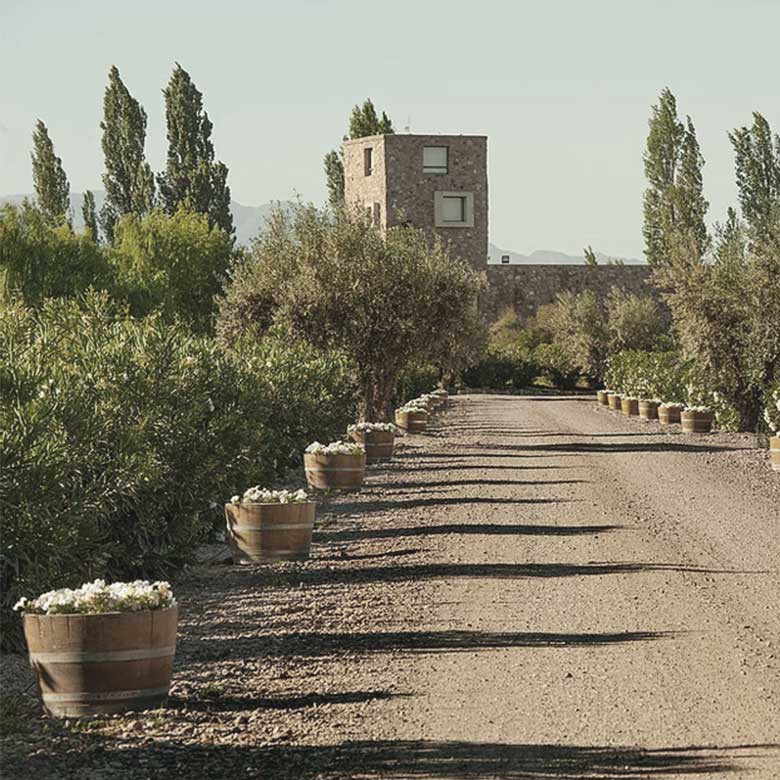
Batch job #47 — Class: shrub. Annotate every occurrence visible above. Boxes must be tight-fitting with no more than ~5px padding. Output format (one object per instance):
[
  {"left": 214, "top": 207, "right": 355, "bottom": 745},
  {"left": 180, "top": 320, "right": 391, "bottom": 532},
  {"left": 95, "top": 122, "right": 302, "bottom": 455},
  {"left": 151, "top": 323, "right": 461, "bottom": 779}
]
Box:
[
  {"left": 217, "top": 205, "right": 482, "bottom": 420},
  {"left": 604, "top": 350, "right": 688, "bottom": 401},
  {"left": 462, "top": 345, "right": 537, "bottom": 391},
  {"left": 533, "top": 342, "right": 580, "bottom": 390},
  {"left": 0, "top": 294, "right": 356, "bottom": 649},
  {"left": 0, "top": 202, "right": 112, "bottom": 304},
  {"left": 109, "top": 207, "right": 235, "bottom": 334},
  {"left": 395, "top": 360, "right": 440, "bottom": 404},
  {"left": 606, "top": 288, "right": 668, "bottom": 353}
]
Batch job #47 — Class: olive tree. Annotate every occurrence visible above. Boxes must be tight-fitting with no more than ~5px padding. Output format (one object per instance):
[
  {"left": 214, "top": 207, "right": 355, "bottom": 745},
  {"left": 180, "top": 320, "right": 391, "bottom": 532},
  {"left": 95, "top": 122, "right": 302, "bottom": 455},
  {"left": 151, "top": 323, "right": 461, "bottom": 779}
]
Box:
[{"left": 217, "top": 205, "right": 482, "bottom": 420}]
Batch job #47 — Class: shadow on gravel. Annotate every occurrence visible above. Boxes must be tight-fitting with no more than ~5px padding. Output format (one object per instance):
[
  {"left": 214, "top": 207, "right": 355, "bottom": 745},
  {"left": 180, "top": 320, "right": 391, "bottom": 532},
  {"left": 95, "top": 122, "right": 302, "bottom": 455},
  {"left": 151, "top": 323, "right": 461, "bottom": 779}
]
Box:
[
  {"left": 370, "top": 478, "right": 587, "bottom": 490},
  {"left": 317, "top": 523, "right": 625, "bottom": 542},
  {"left": 467, "top": 441, "right": 749, "bottom": 455},
  {"left": 240, "top": 560, "right": 757, "bottom": 589},
  {"left": 170, "top": 689, "right": 402, "bottom": 712},
  {"left": 17, "top": 738, "right": 772, "bottom": 780},
  {"left": 336, "top": 496, "right": 567, "bottom": 515},
  {"left": 186, "top": 629, "right": 677, "bottom": 660}
]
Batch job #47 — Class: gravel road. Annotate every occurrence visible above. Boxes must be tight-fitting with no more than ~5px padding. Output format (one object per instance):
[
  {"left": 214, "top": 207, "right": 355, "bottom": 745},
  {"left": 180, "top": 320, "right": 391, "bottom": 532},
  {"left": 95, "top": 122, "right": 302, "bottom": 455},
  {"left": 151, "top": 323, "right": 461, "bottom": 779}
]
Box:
[{"left": 3, "top": 394, "right": 779, "bottom": 779}]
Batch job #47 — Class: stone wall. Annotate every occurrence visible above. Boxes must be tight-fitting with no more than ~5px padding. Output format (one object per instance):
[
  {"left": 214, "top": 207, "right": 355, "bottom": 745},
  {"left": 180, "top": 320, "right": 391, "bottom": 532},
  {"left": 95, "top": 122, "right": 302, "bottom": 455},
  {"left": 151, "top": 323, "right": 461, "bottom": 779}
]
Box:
[{"left": 483, "top": 264, "right": 657, "bottom": 322}]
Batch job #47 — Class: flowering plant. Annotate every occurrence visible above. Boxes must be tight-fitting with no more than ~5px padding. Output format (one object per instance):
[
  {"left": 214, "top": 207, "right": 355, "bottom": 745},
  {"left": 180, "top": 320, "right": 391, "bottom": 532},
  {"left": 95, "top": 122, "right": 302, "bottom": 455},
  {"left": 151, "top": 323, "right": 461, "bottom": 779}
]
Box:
[
  {"left": 431, "top": 388, "right": 447, "bottom": 396},
  {"left": 397, "top": 402, "right": 428, "bottom": 414},
  {"left": 230, "top": 487, "right": 309, "bottom": 504},
  {"left": 305, "top": 440, "right": 365, "bottom": 456},
  {"left": 14, "top": 579, "right": 175, "bottom": 615},
  {"left": 348, "top": 422, "right": 397, "bottom": 433},
  {"left": 684, "top": 405, "right": 712, "bottom": 414},
  {"left": 660, "top": 401, "right": 686, "bottom": 409}
]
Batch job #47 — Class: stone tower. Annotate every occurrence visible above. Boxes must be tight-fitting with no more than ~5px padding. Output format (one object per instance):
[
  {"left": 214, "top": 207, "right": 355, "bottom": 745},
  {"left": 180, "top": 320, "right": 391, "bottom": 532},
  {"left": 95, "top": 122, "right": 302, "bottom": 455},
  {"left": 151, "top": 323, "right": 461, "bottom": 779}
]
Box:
[{"left": 343, "top": 133, "right": 488, "bottom": 270}]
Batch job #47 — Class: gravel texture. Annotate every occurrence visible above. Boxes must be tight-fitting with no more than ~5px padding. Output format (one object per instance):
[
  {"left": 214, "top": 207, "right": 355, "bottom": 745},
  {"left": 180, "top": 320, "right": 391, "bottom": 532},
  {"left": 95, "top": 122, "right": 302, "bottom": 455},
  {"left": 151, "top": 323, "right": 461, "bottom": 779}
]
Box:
[{"left": 2, "top": 394, "right": 779, "bottom": 779}]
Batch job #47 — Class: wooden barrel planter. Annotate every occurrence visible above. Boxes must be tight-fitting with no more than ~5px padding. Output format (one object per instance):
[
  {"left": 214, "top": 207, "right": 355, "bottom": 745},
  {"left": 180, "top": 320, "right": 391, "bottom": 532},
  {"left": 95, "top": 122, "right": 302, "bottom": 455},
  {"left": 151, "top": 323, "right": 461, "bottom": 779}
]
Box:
[
  {"left": 433, "top": 390, "right": 449, "bottom": 406},
  {"left": 621, "top": 398, "right": 640, "bottom": 416},
  {"left": 639, "top": 400, "right": 659, "bottom": 420},
  {"left": 658, "top": 405, "right": 683, "bottom": 425},
  {"left": 23, "top": 606, "right": 178, "bottom": 718},
  {"left": 395, "top": 409, "right": 428, "bottom": 433},
  {"left": 304, "top": 451, "right": 366, "bottom": 491},
  {"left": 681, "top": 409, "right": 713, "bottom": 433},
  {"left": 607, "top": 393, "right": 622, "bottom": 411},
  {"left": 224, "top": 501, "right": 315, "bottom": 563},
  {"left": 349, "top": 429, "right": 394, "bottom": 463},
  {"left": 596, "top": 390, "right": 609, "bottom": 406},
  {"left": 770, "top": 436, "right": 780, "bottom": 472}
]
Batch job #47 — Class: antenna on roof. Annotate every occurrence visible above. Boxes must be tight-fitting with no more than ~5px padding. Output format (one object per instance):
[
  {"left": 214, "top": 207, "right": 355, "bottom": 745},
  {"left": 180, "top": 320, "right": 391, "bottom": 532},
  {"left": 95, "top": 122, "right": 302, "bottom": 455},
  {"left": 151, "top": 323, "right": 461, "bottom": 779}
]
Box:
[{"left": 404, "top": 116, "right": 411, "bottom": 133}]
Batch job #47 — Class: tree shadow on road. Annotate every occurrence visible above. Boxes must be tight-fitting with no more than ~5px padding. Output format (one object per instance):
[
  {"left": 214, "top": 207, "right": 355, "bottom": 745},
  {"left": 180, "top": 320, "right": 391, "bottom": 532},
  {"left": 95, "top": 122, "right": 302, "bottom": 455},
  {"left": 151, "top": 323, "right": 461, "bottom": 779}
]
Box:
[
  {"left": 316, "top": 523, "right": 625, "bottom": 543},
  {"left": 170, "top": 689, "right": 403, "bottom": 713},
  {"left": 370, "top": 478, "right": 587, "bottom": 490}
]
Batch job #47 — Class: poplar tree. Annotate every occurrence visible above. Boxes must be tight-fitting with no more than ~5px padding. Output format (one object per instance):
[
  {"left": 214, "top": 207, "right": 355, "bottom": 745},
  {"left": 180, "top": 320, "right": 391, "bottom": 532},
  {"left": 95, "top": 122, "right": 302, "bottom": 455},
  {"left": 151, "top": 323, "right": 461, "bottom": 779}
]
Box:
[
  {"left": 31, "top": 120, "right": 70, "bottom": 225},
  {"left": 99, "top": 66, "right": 155, "bottom": 242},
  {"left": 324, "top": 98, "right": 394, "bottom": 210},
  {"left": 82, "top": 190, "right": 99, "bottom": 240},
  {"left": 729, "top": 112, "right": 780, "bottom": 240},
  {"left": 157, "top": 64, "right": 234, "bottom": 238},
  {"left": 642, "top": 88, "right": 708, "bottom": 265}
]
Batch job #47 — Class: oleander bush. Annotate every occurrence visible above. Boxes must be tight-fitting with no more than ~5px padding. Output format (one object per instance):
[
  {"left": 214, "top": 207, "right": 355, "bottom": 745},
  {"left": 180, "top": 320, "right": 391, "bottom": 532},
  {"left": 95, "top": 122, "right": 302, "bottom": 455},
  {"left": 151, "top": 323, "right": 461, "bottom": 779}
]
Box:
[
  {"left": 0, "top": 293, "right": 356, "bottom": 649},
  {"left": 604, "top": 350, "right": 688, "bottom": 401}
]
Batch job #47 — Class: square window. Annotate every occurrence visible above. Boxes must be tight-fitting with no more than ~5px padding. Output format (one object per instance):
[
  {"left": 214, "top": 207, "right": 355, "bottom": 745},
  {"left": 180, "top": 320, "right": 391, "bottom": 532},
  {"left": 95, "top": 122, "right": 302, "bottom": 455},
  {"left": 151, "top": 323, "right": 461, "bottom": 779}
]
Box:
[
  {"left": 363, "top": 147, "right": 373, "bottom": 176},
  {"left": 501, "top": 255, "right": 510, "bottom": 264},
  {"left": 441, "top": 195, "right": 466, "bottom": 223},
  {"left": 423, "top": 146, "right": 448, "bottom": 174}
]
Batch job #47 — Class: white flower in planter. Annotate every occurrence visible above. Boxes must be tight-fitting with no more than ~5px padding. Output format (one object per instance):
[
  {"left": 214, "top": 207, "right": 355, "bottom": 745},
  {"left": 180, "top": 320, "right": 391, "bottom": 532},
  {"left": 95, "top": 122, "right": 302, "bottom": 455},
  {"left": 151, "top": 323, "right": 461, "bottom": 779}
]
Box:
[
  {"left": 232, "top": 487, "right": 309, "bottom": 504},
  {"left": 14, "top": 579, "right": 175, "bottom": 615},
  {"left": 347, "top": 422, "right": 398, "bottom": 433},
  {"left": 659, "top": 401, "right": 686, "bottom": 409},
  {"left": 305, "top": 441, "right": 365, "bottom": 456},
  {"left": 685, "top": 405, "right": 712, "bottom": 414}
]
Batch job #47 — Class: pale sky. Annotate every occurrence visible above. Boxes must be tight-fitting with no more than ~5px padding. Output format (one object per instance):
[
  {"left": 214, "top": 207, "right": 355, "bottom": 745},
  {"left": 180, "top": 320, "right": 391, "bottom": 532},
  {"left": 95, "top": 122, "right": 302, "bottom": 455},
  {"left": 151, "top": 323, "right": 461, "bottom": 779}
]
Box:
[{"left": 1, "top": 0, "right": 778, "bottom": 258}]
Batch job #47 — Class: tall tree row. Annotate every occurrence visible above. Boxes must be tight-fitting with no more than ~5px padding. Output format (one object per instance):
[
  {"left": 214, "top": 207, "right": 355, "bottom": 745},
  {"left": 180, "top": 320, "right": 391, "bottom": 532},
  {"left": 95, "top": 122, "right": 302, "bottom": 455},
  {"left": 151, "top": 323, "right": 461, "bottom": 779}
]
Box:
[
  {"left": 324, "top": 99, "right": 394, "bottom": 210},
  {"left": 99, "top": 66, "right": 156, "bottom": 242},
  {"left": 30, "top": 120, "right": 70, "bottom": 225},
  {"left": 157, "top": 64, "right": 233, "bottom": 238},
  {"left": 642, "top": 88, "right": 708, "bottom": 265}
]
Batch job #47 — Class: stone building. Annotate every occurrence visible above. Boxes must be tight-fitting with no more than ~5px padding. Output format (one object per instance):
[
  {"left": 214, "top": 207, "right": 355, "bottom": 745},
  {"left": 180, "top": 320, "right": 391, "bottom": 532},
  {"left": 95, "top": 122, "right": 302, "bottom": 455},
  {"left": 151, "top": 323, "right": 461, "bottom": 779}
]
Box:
[{"left": 343, "top": 133, "right": 488, "bottom": 270}]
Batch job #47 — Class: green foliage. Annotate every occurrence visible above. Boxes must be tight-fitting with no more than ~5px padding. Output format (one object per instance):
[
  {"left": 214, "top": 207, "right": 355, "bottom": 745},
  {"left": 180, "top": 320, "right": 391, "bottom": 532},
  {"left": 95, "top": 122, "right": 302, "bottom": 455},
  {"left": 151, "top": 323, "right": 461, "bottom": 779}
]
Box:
[
  {"left": 157, "top": 64, "right": 233, "bottom": 238},
  {"left": 217, "top": 205, "right": 481, "bottom": 420},
  {"left": 606, "top": 288, "right": 667, "bottom": 353},
  {"left": 461, "top": 344, "right": 536, "bottom": 391},
  {"left": 729, "top": 112, "right": 780, "bottom": 240},
  {"left": 324, "top": 98, "right": 394, "bottom": 210},
  {"left": 532, "top": 342, "right": 580, "bottom": 390},
  {"left": 109, "top": 208, "right": 234, "bottom": 334},
  {"left": 100, "top": 65, "right": 155, "bottom": 241},
  {"left": 643, "top": 88, "right": 709, "bottom": 265},
  {"left": 30, "top": 120, "right": 70, "bottom": 226},
  {"left": 604, "top": 350, "right": 687, "bottom": 401},
  {"left": 654, "top": 212, "right": 780, "bottom": 429},
  {"left": 583, "top": 245, "right": 598, "bottom": 266},
  {"left": 0, "top": 203, "right": 112, "bottom": 304},
  {"left": 395, "top": 360, "right": 440, "bottom": 403},
  {"left": 81, "top": 190, "right": 99, "bottom": 242},
  {"left": 0, "top": 294, "right": 357, "bottom": 649}
]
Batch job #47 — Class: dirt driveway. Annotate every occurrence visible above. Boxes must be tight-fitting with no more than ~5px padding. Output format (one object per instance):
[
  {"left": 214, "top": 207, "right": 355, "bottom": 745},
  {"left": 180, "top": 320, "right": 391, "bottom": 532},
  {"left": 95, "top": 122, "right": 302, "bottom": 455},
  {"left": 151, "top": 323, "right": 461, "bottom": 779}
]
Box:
[{"left": 4, "top": 394, "right": 779, "bottom": 779}]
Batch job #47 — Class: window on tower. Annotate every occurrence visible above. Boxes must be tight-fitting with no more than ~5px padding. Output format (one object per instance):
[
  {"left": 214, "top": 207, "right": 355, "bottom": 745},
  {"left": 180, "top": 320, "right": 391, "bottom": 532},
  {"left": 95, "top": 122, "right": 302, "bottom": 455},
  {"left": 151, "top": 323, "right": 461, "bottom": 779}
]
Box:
[{"left": 423, "top": 146, "right": 448, "bottom": 174}]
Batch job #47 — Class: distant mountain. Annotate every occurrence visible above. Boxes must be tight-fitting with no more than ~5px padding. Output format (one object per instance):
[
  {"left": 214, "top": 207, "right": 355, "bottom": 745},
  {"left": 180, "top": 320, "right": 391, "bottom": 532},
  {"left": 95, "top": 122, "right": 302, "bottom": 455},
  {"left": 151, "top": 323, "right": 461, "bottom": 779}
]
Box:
[
  {"left": 0, "top": 192, "right": 292, "bottom": 247},
  {"left": 488, "top": 243, "right": 643, "bottom": 266}
]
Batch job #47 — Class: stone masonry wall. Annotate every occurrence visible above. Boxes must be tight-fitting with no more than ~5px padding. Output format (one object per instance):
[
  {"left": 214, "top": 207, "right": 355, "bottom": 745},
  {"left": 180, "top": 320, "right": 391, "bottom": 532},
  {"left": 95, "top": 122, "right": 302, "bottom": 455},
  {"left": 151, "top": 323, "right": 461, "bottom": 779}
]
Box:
[
  {"left": 483, "top": 264, "right": 658, "bottom": 323},
  {"left": 343, "top": 135, "right": 389, "bottom": 228}
]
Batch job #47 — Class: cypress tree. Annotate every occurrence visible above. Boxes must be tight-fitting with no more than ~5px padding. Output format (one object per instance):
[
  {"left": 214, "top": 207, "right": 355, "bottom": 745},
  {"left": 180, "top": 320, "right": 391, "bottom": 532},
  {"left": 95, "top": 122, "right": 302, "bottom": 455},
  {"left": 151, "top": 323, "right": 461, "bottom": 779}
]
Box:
[
  {"left": 99, "top": 65, "right": 155, "bottom": 241},
  {"left": 324, "top": 98, "right": 394, "bottom": 211},
  {"left": 157, "top": 63, "right": 234, "bottom": 238},
  {"left": 82, "top": 190, "right": 99, "bottom": 240},
  {"left": 31, "top": 120, "right": 70, "bottom": 225}
]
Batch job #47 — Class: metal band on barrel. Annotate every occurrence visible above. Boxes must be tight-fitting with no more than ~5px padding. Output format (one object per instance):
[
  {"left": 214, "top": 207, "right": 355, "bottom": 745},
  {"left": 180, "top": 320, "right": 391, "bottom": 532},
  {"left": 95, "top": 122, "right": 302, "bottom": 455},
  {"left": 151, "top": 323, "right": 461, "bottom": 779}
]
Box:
[
  {"left": 30, "top": 646, "right": 176, "bottom": 664},
  {"left": 42, "top": 686, "right": 171, "bottom": 702}
]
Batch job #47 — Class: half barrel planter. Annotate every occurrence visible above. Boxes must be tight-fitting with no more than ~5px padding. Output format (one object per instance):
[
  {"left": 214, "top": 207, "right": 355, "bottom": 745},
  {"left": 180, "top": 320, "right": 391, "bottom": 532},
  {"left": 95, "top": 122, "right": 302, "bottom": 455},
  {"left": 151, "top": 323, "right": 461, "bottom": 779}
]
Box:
[
  {"left": 349, "top": 429, "right": 394, "bottom": 464},
  {"left": 680, "top": 409, "right": 713, "bottom": 433},
  {"left": 658, "top": 406, "right": 683, "bottom": 425},
  {"left": 224, "top": 501, "right": 315, "bottom": 563},
  {"left": 639, "top": 400, "right": 659, "bottom": 421},
  {"left": 304, "top": 451, "right": 366, "bottom": 491},
  {"left": 433, "top": 390, "right": 449, "bottom": 407},
  {"left": 395, "top": 409, "right": 428, "bottom": 433},
  {"left": 621, "top": 398, "right": 640, "bottom": 416},
  {"left": 23, "top": 606, "right": 178, "bottom": 718},
  {"left": 607, "top": 393, "right": 622, "bottom": 411},
  {"left": 770, "top": 436, "right": 780, "bottom": 472},
  {"left": 596, "top": 390, "right": 609, "bottom": 406}
]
